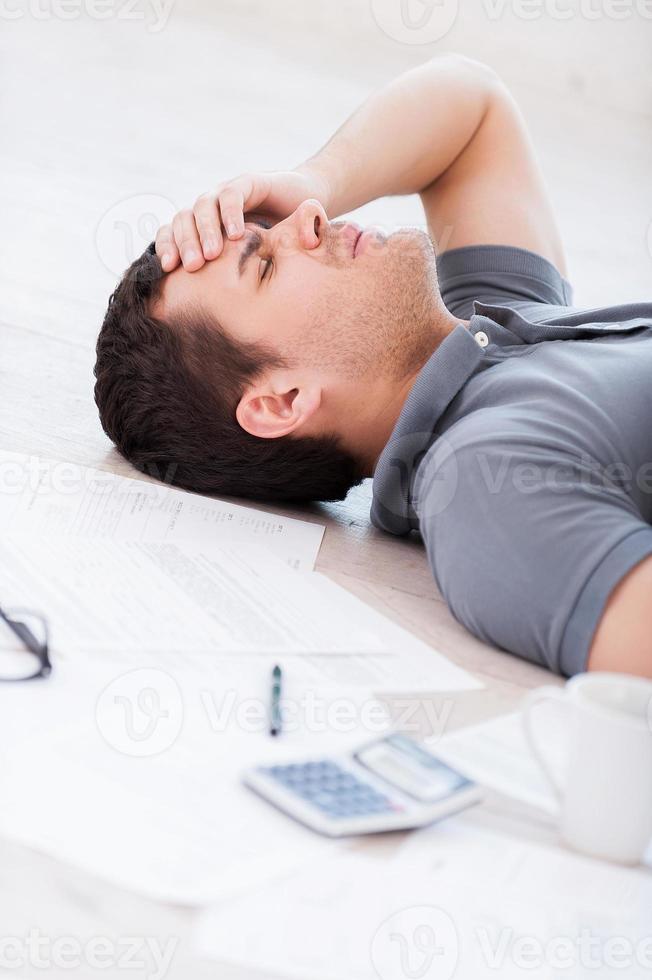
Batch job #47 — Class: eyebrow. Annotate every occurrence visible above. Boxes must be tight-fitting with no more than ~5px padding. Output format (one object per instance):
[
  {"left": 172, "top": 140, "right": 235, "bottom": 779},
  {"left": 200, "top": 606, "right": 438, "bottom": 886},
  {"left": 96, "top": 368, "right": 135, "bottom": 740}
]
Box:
[{"left": 238, "top": 230, "right": 263, "bottom": 279}]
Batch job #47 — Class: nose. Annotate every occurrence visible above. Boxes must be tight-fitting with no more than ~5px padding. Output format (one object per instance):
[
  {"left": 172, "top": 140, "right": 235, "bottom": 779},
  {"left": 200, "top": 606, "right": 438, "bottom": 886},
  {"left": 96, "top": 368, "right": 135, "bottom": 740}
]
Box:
[{"left": 269, "top": 198, "right": 328, "bottom": 254}]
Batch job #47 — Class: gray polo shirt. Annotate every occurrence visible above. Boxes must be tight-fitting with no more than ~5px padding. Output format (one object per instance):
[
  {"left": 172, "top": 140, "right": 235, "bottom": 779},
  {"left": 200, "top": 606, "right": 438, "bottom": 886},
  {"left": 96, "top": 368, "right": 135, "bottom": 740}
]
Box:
[{"left": 371, "top": 245, "right": 652, "bottom": 677}]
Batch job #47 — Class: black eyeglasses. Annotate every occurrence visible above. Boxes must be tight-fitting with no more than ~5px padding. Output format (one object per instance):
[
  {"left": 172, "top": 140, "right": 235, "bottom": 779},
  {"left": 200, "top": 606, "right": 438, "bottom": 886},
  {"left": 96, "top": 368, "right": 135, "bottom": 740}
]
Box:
[{"left": 0, "top": 606, "right": 52, "bottom": 681}]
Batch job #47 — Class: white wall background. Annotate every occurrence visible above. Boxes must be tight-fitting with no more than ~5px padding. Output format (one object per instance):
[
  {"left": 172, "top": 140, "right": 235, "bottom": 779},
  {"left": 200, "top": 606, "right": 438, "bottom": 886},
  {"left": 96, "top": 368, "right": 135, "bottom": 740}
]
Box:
[
  {"left": 1, "top": 0, "right": 650, "bottom": 337},
  {"left": 185, "top": 0, "right": 652, "bottom": 116},
  {"left": 175, "top": 0, "right": 652, "bottom": 304}
]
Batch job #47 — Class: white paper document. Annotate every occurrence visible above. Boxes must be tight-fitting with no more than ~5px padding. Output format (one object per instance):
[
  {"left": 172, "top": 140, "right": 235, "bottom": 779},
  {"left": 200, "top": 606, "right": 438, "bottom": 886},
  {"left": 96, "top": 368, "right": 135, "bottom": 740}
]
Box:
[
  {"left": 194, "top": 821, "right": 652, "bottom": 979},
  {"left": 0, "top": 658, "right": 385, "bottom": 905},
  {"left": 0, "top": 449, "right": 324, "bottom": 569},
  {"left": 0, "top": 532, "right": 480, "bottom": 692},
  {"left": 430, "top": 707, "right": 569, "bottom": 814},
  {"left": 432, "top": 709, "right": 652, "bottom": 866}
]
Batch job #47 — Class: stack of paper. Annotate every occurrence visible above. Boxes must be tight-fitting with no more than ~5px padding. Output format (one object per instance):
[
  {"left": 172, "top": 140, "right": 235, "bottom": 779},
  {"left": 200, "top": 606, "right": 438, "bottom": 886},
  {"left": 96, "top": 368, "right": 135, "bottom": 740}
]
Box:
[
  {"left": 0, "top": 450, "right": 483, "bottom": 904},
  {"left": 433, "top": 708, "right": 652, "bottom": 866},
  {"left": 431, "top": 708, "right": 566, "bottom": 814},
  {"left": 193, "top": 821, "right": 652, "bottom": 979},
  {"left": 0, "top": 661, "right": 378, "bottom": 904},
  {"left": 0, "top": 449, "right": 481, "bottom": 693},
  {"left": 0, "top": 449, "right": 324, "bottom": 569},
  {"left": 0, "top": 533, "right": 479, "bottom": 692}
]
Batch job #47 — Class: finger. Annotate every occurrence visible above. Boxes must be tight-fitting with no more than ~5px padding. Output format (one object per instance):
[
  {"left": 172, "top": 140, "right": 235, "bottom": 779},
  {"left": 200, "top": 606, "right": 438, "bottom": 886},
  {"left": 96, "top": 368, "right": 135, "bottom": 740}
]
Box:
[
  {"left": 172, "top": 208, "right": 204, "bottom": 272},
  {"left": 193, "top": 192, "right": 224, "bottom": 260},
  {"left": 217, "top": 184, "right": 248, "bottom": 241},
  {"left": 218, "top": 172, "right": 271, "bottom": 239},
  {"left": 154, "top": 224, "right": 180, "bottom": 272}
]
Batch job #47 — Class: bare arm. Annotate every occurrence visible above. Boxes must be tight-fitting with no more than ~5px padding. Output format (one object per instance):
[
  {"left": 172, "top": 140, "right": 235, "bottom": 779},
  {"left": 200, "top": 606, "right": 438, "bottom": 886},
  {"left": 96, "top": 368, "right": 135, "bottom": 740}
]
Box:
[
  {"left": 300, "top": 55, "right": 496, "bottom": 215},
  {"left": 158, "top": 54, "right": 565, "bottom": 274},
  {"left": 588, "top": 556, "right": 652, "bottom": 678},
  {"left": 301, "top": 53, "right": 566, "bottom": 271}
]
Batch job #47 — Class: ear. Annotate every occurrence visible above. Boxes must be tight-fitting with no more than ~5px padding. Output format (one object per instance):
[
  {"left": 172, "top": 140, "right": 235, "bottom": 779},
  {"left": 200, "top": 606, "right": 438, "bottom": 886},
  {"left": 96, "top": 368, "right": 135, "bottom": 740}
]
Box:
[{"left": 236, "top": 380, "right": 322, "bottom": 439}]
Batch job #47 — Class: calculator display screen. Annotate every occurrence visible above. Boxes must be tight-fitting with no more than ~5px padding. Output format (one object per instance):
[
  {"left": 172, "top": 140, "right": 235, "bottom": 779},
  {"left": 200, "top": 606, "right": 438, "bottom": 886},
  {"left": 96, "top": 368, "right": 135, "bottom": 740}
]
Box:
[{"left": 355, "top": 734, "right": 471, "bottom": 802}]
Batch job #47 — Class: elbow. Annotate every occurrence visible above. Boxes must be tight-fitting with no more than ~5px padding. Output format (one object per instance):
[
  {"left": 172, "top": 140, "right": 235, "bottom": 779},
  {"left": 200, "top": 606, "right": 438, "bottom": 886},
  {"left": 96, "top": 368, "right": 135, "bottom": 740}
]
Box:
[{"left": 426, "top": 52, "right": 501, "bottom": 87}]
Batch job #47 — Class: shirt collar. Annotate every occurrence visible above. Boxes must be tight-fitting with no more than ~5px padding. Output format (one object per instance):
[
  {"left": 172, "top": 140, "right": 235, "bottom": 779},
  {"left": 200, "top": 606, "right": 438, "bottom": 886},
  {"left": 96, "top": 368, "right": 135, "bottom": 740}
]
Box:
[{"left": 370, "top": 324, "right": 485, "bottom": 535}]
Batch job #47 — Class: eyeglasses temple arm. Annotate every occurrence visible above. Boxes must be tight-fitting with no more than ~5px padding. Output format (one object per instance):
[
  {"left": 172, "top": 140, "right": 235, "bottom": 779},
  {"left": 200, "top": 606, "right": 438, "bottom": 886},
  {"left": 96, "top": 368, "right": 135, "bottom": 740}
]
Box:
[{"left": 0, "top": 607, "right": 45, "bottom": 657}]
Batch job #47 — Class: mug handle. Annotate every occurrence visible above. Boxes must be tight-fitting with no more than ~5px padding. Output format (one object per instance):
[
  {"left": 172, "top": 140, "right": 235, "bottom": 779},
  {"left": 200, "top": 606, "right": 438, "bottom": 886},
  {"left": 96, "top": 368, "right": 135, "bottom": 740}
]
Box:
[{"left": 522, "top": 685, "right": 567, "bottom": 804}]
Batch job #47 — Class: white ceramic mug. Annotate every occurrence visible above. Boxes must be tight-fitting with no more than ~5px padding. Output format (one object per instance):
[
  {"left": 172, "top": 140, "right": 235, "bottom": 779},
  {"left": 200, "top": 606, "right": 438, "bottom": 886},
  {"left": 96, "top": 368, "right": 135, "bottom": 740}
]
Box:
[{"left": 523, "top": 672, "right": 652, "bottom": 865}]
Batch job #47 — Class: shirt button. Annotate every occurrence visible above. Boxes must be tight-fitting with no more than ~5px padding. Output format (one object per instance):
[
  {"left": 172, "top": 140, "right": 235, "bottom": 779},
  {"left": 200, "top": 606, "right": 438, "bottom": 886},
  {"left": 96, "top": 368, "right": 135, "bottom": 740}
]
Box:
[{"left": 474, "top": 330, "right": 489, "bottom": 348}]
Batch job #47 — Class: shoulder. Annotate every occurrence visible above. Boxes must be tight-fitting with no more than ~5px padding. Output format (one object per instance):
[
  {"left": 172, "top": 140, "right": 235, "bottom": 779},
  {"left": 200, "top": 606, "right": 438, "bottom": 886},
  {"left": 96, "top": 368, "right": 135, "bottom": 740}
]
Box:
[
  {"left": 413, "top": 406, "right": 548, "bottom": 526},
  {"left": 413, "top": 409, "right": 651, "bottom": 676}
]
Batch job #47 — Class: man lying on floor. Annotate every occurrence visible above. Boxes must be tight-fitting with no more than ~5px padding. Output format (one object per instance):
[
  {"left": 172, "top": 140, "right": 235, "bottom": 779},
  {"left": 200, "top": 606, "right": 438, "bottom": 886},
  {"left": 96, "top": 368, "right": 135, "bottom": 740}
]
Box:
[{"left": 94, "top": 55, "right": 652, "bottom": 680}]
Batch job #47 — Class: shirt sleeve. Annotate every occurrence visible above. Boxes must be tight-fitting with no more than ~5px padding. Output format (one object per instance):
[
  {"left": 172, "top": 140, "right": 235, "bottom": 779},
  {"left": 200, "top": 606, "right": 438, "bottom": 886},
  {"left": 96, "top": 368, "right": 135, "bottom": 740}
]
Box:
[
  {"left": 437, "top": 244, "right": 573, "bottom": 321},
  {"left": 413, "top": 411, "right": 652, "bottom": 676}
]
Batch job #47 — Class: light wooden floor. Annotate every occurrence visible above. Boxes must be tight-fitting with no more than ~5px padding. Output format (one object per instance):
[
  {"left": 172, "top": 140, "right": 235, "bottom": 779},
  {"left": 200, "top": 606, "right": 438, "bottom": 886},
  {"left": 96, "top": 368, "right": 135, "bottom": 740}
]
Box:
[{"left": 1, "top": 4, "right": 650, "bottom": 977}]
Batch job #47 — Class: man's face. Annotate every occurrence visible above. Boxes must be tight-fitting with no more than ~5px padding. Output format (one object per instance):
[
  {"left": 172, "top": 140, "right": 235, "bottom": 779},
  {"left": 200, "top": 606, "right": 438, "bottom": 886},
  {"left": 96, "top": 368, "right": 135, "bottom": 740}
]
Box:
[{"left": 157, "top": 202, "right": 441, "bottom": 384}]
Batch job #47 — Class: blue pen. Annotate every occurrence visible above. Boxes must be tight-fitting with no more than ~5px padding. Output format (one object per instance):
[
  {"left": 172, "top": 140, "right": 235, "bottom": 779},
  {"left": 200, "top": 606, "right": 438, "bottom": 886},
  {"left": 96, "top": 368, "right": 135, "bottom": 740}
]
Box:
[{"left": 270, "top": 664, "right": 283, "bottom": 737}]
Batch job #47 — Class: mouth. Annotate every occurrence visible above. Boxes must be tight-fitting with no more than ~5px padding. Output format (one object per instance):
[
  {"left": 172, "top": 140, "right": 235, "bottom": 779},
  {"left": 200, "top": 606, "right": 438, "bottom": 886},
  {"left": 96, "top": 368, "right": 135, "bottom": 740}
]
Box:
[
  {"left": 337, "top": 222, "right": 363, "bottom": 259},
  {"left": 354, "top": 226, "right": 388, "bottom": 258}
]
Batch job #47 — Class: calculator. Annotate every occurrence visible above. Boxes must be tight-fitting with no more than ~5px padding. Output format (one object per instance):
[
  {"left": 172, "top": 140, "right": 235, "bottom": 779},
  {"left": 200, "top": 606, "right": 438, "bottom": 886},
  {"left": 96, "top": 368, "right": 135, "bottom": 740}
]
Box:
[{"left": 243, "top": 733, "right": 481, "bottom": 837}]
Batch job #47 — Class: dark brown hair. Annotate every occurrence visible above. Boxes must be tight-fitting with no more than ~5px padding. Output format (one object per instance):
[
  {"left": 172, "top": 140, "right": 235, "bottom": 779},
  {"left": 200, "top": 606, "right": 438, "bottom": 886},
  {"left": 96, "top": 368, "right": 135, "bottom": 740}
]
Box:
[{"left": 94, "top": 245, "right": 362, "bottom": 502}]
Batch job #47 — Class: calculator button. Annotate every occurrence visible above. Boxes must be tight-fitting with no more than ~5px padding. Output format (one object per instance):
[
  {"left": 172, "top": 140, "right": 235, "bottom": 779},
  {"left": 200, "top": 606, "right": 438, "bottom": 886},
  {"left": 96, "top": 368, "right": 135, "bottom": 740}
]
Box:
[
  {"left": 353, "top": 793, "right": 380, "bottom": 806},
  {"left": 265, "top": 766, "right": 286, "bottom": 776},
  {"left": 260, "top": 761, "right": 407, "bottom": 819},
  {"left": 319, "top": 777, "right": 341, "bottom": 791},
  {"left": 372, "top": 799, "right": 393, "bottom": 810},
  {"left": 344, "top": 802, "right": 369, "bottom": 815},
  {"left": 268, "top": 764, "right": 295, "bottom": 776},
  {"left": 312, "top": 793, "right": 336, "bottom": 806},
  {"left": 318, "top": 763, "right": 342, "bottom": 777},
  {"left": 335, "top": 774, "right": 358, "bottom": 789},
  {"left": 326, "top": 799, "right": 351, "bottom": 812},
  {"left": 348, "top": 784, "right": 377, "bottom": 798},
  {"left": 273, "top": 772, "right": 301, "bottom": 786},
  {"left": 330, "top": 803, "right": 356, "bottom": 816},
  {"left": 297, "top": 786, "right": 326, "bottom": 801}
]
